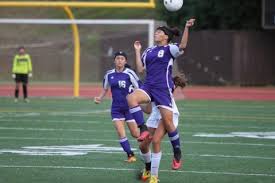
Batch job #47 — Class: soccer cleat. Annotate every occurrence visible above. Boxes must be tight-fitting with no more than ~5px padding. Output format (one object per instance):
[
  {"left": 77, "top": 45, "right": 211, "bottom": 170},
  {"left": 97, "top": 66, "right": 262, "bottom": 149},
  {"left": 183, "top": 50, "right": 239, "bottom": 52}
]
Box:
[
  {"left": 171, "top": 158, "right": 182, "bottom": 170},
  {"left": 14, "top": 98, "right": 18, "bottom": 103},
  {"left": 24, "top": 98, "right": 30, "bottom": 103},
  {"left": 149, "top": 175, "right": 159, "bottom": 183},
  {"left": 140, "top": 169, "right": 150, "bottom": 182},
  {"left": 125, "top": 155, "right": 137, "bottom": 163},
  {"left": 137, "top": 130, "right": 150, "bottom": 142}
]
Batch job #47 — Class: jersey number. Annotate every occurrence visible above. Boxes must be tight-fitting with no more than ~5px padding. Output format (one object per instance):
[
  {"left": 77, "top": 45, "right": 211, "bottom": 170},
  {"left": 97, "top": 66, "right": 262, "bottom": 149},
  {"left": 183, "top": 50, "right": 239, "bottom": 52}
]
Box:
[
  {"left": 128, "top": 84, "right": 134, "bottom": 93},
  {"left": 118, "top": 80, "right": 126, "bottom": 88},
  {"left": 158, "top": 50, "right": 164, "bottom": 58}
]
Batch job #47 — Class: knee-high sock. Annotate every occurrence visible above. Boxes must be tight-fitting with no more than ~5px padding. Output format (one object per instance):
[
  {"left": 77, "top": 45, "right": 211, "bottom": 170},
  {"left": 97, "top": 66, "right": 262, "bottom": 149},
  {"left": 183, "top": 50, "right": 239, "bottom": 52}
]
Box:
[
  {"left": 129, "top": 106, "right": 145, "bottom": 127},
  {"left": 168, "top": 129, "right": 182, "bottom": 160},
  {"left": 140, "top": 151, "right": 151, "bottom": 171},
  {"left": 151, "top": 152, "right": 162, "bottom": 176},
  {"left": 119, "top": 137, "right": 132, "bottom": 156},
  {"left": 23, "top": 84, "right": 28, "bottom": 99},
  {"left": 15, "top": 88, "right": 19, "bottom": 98}
]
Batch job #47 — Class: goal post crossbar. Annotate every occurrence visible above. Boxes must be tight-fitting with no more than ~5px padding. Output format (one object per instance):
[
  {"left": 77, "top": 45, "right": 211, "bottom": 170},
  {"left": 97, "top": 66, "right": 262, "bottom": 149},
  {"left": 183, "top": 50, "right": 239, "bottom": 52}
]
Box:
[
  {"left": 0, "top": 0, "right": 156, "bottom": 8},
  {"left": 0, "top": 18, "right": 155, "bottom": 25}
]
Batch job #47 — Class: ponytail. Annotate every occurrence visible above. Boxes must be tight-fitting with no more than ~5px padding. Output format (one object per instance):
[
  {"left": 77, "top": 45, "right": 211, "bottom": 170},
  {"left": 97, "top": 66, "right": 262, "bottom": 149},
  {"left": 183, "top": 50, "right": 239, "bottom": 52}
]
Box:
[{"left": 173, "top": 73, "right": 187, "bottom": 88}]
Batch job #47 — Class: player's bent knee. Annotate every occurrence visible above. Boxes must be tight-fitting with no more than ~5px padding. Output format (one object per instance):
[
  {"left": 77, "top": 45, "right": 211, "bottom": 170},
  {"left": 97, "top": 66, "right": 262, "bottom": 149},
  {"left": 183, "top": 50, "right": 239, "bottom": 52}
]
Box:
[
  {"left": 139, "top": 140, "right": 150, "bottom": 153},
  {"left": 127, "top": 94, "right": 138, "bottom": 107},
  {"left": 162, "top": 119, "right": 176, "bottom": 132}
]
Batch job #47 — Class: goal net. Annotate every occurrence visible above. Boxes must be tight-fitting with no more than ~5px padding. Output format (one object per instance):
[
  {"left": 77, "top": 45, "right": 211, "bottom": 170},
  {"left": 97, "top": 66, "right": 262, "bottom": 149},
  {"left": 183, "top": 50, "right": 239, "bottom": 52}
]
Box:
[{"left": 0, "top": 19, "right": 156, "bottom": 84}]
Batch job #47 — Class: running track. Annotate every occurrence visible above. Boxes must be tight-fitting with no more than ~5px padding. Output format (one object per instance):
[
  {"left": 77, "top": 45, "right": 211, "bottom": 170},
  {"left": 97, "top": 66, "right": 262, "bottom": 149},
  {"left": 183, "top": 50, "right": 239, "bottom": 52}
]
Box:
[{"left": 1, "top": 84, "right": 275, "bottom": 101}]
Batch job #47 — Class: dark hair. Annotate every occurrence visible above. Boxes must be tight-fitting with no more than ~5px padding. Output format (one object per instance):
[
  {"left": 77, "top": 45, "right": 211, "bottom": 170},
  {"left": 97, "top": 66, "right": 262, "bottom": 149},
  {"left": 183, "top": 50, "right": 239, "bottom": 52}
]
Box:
[
  {"left": 156, "top": 26, "right": 180, "bottom": 42},
  {"left": 18, "top": 46, "right": 25, "bottom": 51},
  {"left": 114, "top": 51, "right": 127, "bottom": 60},
  {"left": 173, "top": 73, "right": 187, "bottom": 88}
]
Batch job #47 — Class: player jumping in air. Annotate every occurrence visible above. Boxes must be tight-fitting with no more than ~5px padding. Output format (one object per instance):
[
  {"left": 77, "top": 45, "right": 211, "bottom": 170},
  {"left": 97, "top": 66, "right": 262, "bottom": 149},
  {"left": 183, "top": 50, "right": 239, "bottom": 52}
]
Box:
[
  {"left": 94, "top": 51, "right": 141, "bottom": 163},
  {"left": 127, "top": 18, "right": 195, "bottom": 175}
]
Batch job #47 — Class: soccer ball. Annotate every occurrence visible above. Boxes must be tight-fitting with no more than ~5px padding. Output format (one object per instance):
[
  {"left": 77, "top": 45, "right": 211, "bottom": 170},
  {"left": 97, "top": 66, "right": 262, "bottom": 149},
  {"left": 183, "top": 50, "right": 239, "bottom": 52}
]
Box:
[{"left": 164, "top": 0, "right": 183, "bottom": 12}]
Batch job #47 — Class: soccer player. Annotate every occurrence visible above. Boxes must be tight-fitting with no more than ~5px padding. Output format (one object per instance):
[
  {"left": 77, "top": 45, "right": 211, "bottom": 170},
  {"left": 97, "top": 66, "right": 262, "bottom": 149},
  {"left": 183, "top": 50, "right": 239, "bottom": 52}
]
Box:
[
  {"left": 94, "top": 51, "right": 141, "bottom": 162},
  {"left": 12, "top": 46, "right": 33, "bottom": 103},
  {"left": 127, "top": 18, "right": 195, "bottom": 172},
  {"left": 139, "top": 75, "right": 187, "bottom": 183}
]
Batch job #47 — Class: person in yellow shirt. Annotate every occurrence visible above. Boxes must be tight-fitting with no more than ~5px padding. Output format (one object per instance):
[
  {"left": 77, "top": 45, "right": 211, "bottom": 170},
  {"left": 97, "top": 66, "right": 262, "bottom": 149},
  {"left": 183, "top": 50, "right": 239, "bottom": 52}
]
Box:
[{"left": 12, "top": 46, "right": 32, "bottom": 103}]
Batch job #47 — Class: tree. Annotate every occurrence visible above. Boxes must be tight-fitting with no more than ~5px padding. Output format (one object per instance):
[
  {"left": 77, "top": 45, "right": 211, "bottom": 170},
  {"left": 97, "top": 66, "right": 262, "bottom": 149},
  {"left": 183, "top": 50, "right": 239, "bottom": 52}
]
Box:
[{"left": 156, "top": 0, "right": 262, "bottom": 30}]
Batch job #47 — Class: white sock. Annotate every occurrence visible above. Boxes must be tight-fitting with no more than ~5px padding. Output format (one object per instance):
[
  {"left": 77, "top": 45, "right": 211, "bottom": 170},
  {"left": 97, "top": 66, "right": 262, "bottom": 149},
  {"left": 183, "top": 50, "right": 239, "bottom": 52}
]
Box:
[
  {"left": 140, "top": 150, "right": 151, "bottom": 163},
  {"left": 151, "top": 152, "right": 162, "bottom": 176}
]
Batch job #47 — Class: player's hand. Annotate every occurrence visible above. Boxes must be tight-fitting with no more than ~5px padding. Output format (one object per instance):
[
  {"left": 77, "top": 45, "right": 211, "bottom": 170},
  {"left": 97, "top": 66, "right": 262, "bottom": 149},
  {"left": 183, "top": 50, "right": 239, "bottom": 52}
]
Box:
[
  {"left": 185, "top": 18, "right": 195, "bottom": 28},
  {"left": 134, "top": 41, "right": 142, "bottom": 51},
  {"left": 12, "top": 74, "right": 16, "bottom": 79},
  {"left": 94, "top": 97, "right": 102, "bottom": 104},
  {"left": 28, "top": 73, "right": 32, "bottom": 78}
]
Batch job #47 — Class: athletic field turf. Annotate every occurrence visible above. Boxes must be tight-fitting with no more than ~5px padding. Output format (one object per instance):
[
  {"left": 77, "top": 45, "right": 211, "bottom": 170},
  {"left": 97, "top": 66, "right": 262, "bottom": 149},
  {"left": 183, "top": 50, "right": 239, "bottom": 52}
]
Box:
[{"left": 0, "top": 97, "right": 275, "bottom": 183}]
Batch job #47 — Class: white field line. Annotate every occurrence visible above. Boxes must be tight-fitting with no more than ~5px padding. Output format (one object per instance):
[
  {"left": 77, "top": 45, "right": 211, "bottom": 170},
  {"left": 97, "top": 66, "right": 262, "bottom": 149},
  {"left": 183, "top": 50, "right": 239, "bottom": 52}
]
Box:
[
  {"left": 184, "top": 141, "right": 275, "bottom": 147},
  {"left": 180, "top": 104, "right": 275, "bottom": 109},
  {"left": 0, "top": 119, "right": 101, "bottom": 124},
  {"left": 1, "top": 119, "right": 273, "bottom": 129},
  {"left": 0, "top": 127, "right": 120, "bottom": 133},
  {"left": 183, "top": 124, "right": 275, "bottom": 129},
  {"left": 0, "top": 109, "right": 110, "bottom": 116},
  {"left": 0, "top": 126, "right": 189, "bottom": 134},
  {"left": 2, "top": 108, "right": 275, "bottom": 120},
  {"left": 2, "top": 144, "right": 273, "bottom": 160},
  {"left": 0, "top": 165, "right": 274, "bottom": 177},
  {"left": 188, "top": 154, "right": 275, "bottom": 160},
  {"left": 0, "top": 136, "right": 275, "bottom": 147},
  {"left": 2, "top": 126, "right": 275, "bottom": 139},
  {"left": 4, "top": 126, "right": 275, "bottom": 137}
]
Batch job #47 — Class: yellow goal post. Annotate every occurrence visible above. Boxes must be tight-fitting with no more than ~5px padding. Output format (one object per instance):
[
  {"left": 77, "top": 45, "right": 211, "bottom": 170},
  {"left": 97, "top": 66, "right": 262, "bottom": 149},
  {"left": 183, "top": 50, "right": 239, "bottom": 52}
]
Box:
[{"left": 0, "top": 0, "right": 156, "bottom": 97}]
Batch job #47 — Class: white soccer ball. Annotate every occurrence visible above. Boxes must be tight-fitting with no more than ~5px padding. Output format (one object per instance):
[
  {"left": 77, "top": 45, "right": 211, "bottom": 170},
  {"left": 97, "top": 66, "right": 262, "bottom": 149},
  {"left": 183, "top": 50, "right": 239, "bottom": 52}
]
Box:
[{"left": 164, "top": 0, "right": 183, "bottom": 12}]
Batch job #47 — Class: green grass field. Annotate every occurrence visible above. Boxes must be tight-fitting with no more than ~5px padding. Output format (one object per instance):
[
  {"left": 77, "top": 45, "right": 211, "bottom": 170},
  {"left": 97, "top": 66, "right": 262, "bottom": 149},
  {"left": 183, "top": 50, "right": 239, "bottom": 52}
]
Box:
[{"left": 0, "top": 97, "right": 275, "bottom": 183}]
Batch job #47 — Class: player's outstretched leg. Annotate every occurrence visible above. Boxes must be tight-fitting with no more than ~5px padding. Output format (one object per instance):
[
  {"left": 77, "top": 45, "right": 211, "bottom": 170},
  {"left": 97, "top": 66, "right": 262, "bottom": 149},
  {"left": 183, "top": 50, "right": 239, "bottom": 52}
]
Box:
[
  {"left": 168, "top": 129, "right": 182, "bottom": 170},
  {"left": 159, "top": 108, "right": 182, "bottom": 170},
  {"left": 127, "top": 90, "right": 150, "bottom": 141}
]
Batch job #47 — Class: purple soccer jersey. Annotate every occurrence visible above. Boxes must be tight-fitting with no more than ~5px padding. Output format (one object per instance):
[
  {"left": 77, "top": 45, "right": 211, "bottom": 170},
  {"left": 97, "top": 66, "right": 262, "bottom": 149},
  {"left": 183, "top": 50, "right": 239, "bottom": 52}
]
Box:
[
  {"left": 141, "top": 43, "right": 182, "bottom": 89},
  {"left": 103, "top": 68, "right": 141, "bottom": 121},
  {"left": 140, "top": 43, "right": 183, "bottom": 109}
]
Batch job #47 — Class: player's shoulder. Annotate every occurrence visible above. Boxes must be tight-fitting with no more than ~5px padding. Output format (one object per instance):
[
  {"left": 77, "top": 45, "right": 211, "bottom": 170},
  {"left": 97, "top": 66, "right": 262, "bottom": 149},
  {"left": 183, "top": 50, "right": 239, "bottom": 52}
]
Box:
[
  {"left": 168, "top": 43, "right": 183, "bottom": 58},
  {"left": 144, "top": 45, "right": 157, "bottom": 53},
  {"left": 106, "top": 69, "right": 115, "bottom": 74},
  {"left": 168, "top": 43, "right": 180, "bottom": 48},
  {"left": 124, "top": 68, "right": 135, "bottom": 74},
  {"left": 124, "top": 68, "right": 139, "bottom": 79},
  {"left": 105, "top": 69, "right": 115, "bottom": 76}
]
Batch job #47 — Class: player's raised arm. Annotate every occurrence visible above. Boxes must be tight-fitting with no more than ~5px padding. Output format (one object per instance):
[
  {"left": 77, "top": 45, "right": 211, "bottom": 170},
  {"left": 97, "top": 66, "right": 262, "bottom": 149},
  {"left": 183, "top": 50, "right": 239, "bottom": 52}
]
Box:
[
  {"left": 179, "top": 18, "right": 195, "bottom": 50},
  {"left": 134, "top": 41, "right": 145, "bottom": 73}
]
